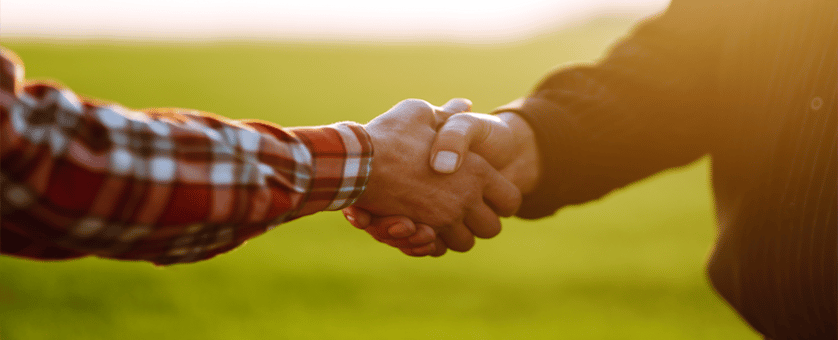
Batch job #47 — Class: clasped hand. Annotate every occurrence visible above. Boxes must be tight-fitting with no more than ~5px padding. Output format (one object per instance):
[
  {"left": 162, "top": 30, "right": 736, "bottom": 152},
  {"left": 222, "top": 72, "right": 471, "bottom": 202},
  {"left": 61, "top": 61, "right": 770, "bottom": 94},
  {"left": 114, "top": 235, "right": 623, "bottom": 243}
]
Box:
[{"left": 347, "top": 98, "right": 540, "bottom": 256}]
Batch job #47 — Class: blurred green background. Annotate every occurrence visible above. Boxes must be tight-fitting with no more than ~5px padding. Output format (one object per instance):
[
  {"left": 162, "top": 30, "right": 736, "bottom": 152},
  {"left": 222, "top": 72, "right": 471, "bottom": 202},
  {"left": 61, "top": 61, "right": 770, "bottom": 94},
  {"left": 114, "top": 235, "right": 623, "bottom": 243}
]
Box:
[{"left": 1, "top": 17, "right": 759, "bottom": 339}]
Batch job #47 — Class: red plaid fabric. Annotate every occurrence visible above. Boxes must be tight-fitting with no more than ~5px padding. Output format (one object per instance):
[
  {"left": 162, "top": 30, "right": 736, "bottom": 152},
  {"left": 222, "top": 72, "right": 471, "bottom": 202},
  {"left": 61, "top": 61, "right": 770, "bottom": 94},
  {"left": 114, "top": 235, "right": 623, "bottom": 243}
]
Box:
[{"left": 0, "top": 47, "right": 373, "bottom": 265}]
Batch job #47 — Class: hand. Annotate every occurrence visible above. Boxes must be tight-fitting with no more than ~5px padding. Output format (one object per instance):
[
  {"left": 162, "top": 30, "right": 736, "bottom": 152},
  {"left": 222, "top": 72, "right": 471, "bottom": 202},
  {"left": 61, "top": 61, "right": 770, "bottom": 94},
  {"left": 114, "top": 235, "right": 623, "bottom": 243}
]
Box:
[
  {"left": 344, "top": 98, "right": 470, "bottom": 256},
  {"left": 343, "top": 210, "right": 444, "bottom": 257},
  {"left": 345, "top": 110, "right": 541, "bottom": 256},
  {"left": 351, "top": 99, "right": 522, "bottom": 253}
]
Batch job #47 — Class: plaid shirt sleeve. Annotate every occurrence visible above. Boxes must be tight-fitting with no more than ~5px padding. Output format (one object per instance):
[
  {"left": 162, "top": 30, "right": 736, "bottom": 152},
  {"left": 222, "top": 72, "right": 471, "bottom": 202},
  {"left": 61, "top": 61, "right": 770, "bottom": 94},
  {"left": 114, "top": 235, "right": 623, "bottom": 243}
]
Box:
[{"left": 0, "top": 47, "right": 373, "bottom": 265}]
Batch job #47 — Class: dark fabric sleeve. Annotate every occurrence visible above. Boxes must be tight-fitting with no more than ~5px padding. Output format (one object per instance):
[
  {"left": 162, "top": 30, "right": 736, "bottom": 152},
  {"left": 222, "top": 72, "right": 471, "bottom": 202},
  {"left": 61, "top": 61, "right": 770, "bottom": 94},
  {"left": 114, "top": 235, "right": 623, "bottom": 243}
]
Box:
[{"left": 495, "top": 0, "right": 729, "bottom": 219}]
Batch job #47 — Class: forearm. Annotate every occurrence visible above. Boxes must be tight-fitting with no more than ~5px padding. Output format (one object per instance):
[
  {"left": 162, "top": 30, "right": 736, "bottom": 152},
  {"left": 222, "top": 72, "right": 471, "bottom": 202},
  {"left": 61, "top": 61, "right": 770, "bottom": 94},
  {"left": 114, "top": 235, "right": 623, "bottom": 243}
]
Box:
[
  {"left": 0, "top": 49, "right": 372, "bottom": 264},
  {"left": 495, "top": 2, "right": 726, "bottom": 218}
]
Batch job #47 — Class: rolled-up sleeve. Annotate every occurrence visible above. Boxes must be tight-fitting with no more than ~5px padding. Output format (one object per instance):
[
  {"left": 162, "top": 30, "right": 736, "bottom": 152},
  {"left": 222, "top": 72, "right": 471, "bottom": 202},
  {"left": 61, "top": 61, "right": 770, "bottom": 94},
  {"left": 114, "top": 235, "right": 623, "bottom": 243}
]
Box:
[{"left": 0, "top": 47, "right": 373, "bottom": 265}]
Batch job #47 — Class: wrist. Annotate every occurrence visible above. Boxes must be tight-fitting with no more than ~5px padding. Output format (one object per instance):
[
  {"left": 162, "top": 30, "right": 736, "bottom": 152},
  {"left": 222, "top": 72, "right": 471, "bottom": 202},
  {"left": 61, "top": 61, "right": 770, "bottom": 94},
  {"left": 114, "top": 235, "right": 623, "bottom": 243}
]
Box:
[
  {"left": 285, "top": 122, "right": 374, "bottom": 212},
  {"left": 497, "top": 112, "right": 541, "bottom": 195},
  {"left": 356, "top": 123, "right": 383, "bottom": 206}
]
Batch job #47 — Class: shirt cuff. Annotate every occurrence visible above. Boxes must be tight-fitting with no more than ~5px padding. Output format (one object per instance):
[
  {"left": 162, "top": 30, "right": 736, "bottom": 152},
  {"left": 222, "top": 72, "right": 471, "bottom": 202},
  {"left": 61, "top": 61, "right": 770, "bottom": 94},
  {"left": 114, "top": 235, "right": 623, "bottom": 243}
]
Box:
[{"left": 287, "top": 122, "right": 373, "bottom": 216}]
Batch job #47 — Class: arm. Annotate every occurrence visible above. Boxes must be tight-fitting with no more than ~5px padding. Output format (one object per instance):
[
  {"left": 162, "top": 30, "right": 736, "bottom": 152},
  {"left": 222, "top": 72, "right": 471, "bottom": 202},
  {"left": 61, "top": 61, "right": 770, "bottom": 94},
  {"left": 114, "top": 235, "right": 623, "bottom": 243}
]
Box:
[
  {"left": 345, "top": 1, "right": 730, "bottom": 252},
  {"left": 0, "top": 48, "right": 369, "bottom": 265},
  {"left": 491, "top": 0, "right": 728, "bottom": 218},
  {"left": 1, "top": 48, "right": 519, "bottom": 264}
]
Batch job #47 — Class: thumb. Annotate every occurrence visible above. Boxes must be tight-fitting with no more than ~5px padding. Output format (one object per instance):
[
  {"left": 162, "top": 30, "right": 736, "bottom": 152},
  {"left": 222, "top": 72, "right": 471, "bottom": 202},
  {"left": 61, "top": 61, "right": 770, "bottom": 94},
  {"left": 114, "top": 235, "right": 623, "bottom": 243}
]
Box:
[{"left": 429, "top": 113, "right": 490, "bottom": 174}]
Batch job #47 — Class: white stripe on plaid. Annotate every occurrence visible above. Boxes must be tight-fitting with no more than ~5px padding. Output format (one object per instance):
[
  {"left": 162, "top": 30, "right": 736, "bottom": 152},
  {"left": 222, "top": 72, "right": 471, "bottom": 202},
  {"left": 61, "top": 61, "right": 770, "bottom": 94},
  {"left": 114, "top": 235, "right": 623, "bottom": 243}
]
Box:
[
  {"left": 325, "top": 123, "right": 370, "bottom": 210},
  {"left": 1, "top": 48, "right": 377, "bottom": 264},
  {"left": 289, "top": 139, "right": 312, "bottom": 194}
]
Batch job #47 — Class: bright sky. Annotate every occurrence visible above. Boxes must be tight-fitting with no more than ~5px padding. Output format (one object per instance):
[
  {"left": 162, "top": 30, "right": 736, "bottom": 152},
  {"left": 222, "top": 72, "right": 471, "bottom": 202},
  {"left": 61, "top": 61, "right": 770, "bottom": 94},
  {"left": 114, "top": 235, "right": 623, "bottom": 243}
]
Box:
[{"left": 2, "top": 0, "right": 670, "bottom": 42}]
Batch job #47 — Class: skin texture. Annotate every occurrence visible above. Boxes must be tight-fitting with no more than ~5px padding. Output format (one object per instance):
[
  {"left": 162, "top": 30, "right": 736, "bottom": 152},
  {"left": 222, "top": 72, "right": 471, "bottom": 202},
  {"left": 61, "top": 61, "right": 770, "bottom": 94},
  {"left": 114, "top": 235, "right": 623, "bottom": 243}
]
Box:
[
  {"left": 432, "top": 111, "right": 541, "bottom": 194},
  {"left": 346, "top": 110, "right": 540, "bottom": 256},
  {"left": 353, "top": 100, "right": 523, "bottom": 255}
]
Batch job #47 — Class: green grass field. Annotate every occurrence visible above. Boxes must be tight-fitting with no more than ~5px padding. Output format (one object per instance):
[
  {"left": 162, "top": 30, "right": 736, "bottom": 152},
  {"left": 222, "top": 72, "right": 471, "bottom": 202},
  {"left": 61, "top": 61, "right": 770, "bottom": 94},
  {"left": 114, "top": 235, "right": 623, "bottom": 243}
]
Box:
[{"left": 1, "top": 18, "right": 760, "bottom": 339}]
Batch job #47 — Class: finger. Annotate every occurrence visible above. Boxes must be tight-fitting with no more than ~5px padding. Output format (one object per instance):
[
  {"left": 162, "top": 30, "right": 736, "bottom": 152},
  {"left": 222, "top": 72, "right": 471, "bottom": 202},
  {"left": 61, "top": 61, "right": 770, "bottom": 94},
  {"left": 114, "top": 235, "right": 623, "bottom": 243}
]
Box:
[
  {"left": 388, "top": 220, "right": 417, "bottom": 239},
  {"left": 392, "top": 98, "right": 437, "bottom": 126},
  {"left": 343, "top": 207, "right": 372, "bottom": 229},
  {"left": 463, "top": 203, "right": 502, "bottom": 239},
  {"left": 407, "top": 224, "right": 436, "bottom": 245},
  {"left": 430, "top": 238, "right": 448, "bottom": 257},
  {"left": 438, "top": 222, "right": 476, "bottom": 252},
  {"left": 430, "top": 113, "right": 490, "bottom": 174},
  {"left": 364, "top": 216, "right": 416, "bottom": 241},
  {"left": 435, "top": 98, "right": 472, "bottom": 121},
  {"left": 400, "top": 242, "right": 437, "bottom": 257},
  {"left": 377, "top": 223, "right": 436, "bottom": 248},
  {"left": 482, "top": 169, "right": 522, "bottom": 217}
]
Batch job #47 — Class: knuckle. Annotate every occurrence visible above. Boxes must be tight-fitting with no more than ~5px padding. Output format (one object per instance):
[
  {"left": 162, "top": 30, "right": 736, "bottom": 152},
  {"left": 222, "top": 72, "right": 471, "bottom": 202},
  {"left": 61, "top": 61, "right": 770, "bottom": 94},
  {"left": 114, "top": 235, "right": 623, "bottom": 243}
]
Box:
[
  {"left": 443, "top": 123, "right": 472, "bottom": 137},
  {"left": 447, "top": 112, "right": 476, "bottom": 125},
  {"left": 451, "top": 98, "right": 472, "bottom": 109},
  {"left": 399, "top": 98, "right": 434, "bottom": 113}
]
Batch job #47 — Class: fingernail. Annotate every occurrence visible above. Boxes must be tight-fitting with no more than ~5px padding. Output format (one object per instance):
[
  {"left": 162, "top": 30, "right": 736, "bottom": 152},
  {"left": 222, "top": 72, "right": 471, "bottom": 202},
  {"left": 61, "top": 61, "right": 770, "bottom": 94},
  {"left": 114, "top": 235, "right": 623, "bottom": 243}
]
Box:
[
  {"left": 389, "top": 223, "right": 411, "bottom": 237},
  {"left": 343, "top": 212, "right": 357, "bottom": 226},
  {"left": 433, "top": 151, "right": 458, "bottom": 173}
]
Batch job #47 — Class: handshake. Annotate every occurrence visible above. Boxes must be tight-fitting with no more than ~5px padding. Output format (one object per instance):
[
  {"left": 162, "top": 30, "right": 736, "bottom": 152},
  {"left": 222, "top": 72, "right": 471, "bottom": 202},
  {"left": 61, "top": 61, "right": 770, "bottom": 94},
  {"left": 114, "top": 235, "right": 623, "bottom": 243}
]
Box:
[{"left": 344, "top": 98, "right": 541, "bottom": 257}]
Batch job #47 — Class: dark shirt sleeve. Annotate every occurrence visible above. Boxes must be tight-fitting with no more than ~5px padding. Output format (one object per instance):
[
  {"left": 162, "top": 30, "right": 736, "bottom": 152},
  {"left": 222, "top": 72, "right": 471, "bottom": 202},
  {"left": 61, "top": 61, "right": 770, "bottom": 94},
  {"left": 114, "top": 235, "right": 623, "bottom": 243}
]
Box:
[{"left": 495, "top": 1, "right": 730, "bottom": 218}]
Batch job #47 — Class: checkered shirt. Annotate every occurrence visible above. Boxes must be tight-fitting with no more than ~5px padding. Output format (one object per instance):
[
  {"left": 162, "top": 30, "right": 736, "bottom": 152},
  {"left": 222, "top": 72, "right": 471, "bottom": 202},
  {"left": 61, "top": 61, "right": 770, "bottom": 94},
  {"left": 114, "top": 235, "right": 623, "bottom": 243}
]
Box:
[{"left": 0, "top": 48, "right": 373, "bottom": 265}]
